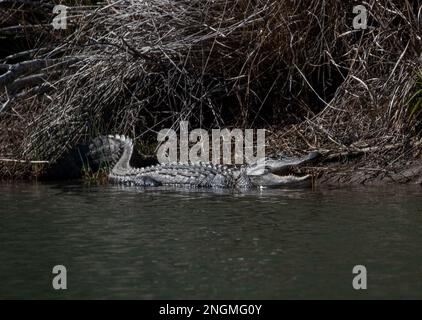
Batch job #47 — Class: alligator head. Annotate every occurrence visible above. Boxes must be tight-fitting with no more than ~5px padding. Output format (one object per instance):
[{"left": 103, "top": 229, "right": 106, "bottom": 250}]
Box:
[{"left": 245, "top": 151, "right": 320, "bottom": 188}]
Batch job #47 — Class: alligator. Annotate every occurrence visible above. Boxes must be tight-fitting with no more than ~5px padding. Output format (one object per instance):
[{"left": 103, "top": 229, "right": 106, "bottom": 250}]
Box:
[{"left": 88, "top": 134, "right": 320, "bottom": 189}]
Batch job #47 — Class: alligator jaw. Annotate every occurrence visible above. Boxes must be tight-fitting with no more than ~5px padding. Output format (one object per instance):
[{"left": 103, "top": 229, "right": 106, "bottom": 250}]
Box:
[
  {"left": 246, "top": 151, "right": 320, "bottom": 176},
  {"left": 246, "top": 151, "right": 319, "bottom": 188},
  {"left": 250, "top": 173, "right": 312, "bottom": 188}
]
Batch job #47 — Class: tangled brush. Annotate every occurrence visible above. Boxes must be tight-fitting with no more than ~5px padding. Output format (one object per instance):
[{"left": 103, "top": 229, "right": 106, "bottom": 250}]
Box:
[{"left": 0, "top": 0, "right": 421, "bottom": 178}]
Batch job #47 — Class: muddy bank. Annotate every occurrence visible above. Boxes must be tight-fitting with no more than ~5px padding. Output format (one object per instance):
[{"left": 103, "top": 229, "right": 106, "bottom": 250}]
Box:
[
  {"left": 1, "top": 136, "right": 421, "bottom": 187},
  {"left": 313, "top": 158, "right": 422, "bottom": 186}
]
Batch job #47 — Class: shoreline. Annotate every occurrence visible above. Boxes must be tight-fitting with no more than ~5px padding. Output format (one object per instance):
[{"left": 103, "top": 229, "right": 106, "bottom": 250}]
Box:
[
  {"left": 313, "top": 159, "right": 422, "bottom": 186},
  {"left": 1, "top": 159, "right": 421, "bottom": 187}
]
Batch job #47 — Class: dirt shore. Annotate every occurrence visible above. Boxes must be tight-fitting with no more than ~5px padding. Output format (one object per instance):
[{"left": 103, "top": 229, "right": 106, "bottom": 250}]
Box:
[{"left": 314, "top": 158, "right": 422, "bottom": 186}]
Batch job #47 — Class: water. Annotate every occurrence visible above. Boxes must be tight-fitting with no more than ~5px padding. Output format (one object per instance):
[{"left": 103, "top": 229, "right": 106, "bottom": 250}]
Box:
[{"left": 0, "top": 182, "right": 421, "bottom": 299}]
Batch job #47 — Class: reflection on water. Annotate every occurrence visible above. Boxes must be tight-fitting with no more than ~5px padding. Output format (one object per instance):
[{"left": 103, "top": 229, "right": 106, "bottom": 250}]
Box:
[{"left": 0, "top": 182, "right": 421, "bottom": 299}]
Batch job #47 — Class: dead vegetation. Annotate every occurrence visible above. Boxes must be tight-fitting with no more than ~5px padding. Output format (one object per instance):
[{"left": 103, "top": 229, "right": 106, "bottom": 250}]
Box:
[{"left": 0, "top": 0, "right": 421, "bottom": 179}]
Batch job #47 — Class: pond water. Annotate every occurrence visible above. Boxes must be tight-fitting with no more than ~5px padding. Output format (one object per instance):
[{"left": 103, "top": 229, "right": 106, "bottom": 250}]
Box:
[{"left": 0, "top": 182, "right": 421, "bottom": 299}]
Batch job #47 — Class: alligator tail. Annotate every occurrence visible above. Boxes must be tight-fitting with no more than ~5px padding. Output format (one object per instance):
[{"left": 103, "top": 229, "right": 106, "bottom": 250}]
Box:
[{"left": 88, "top": 134, "right": 134, "bottom": 173}]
